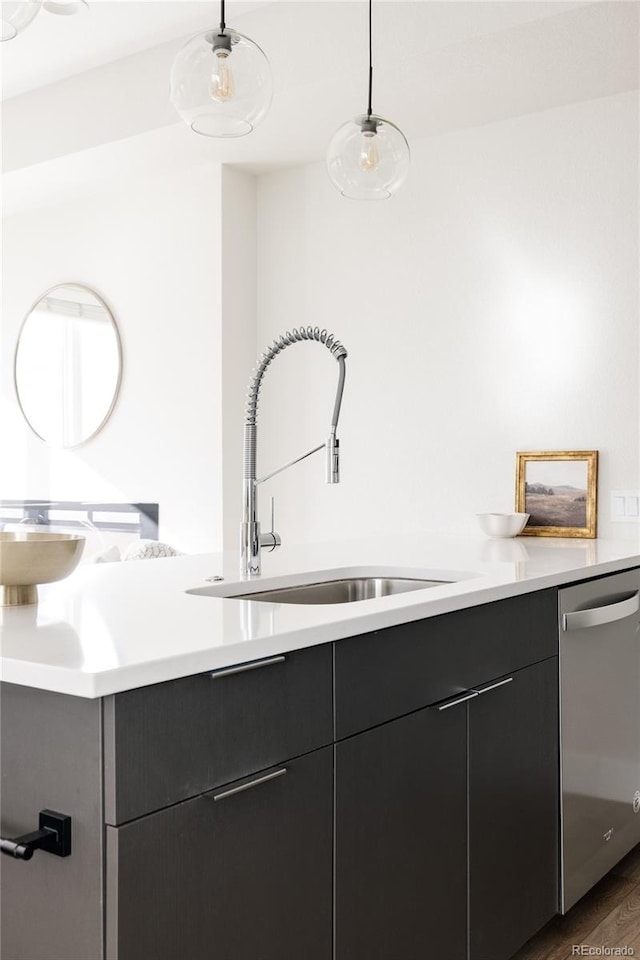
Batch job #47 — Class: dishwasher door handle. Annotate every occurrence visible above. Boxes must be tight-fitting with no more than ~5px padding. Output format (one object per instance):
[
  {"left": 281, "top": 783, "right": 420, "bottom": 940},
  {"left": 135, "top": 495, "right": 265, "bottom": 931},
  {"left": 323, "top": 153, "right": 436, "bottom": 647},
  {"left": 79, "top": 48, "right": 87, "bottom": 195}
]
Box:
[{"left": 562, "top": 592, "right": 640, "bottom": 632}]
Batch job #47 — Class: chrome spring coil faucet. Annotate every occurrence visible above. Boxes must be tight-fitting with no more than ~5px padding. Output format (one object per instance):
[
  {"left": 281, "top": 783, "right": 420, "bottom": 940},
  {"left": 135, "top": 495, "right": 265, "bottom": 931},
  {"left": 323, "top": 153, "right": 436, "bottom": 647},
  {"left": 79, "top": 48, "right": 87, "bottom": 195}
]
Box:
[{"left": 241, "top": 327, "right": 348, "bottom": 577}]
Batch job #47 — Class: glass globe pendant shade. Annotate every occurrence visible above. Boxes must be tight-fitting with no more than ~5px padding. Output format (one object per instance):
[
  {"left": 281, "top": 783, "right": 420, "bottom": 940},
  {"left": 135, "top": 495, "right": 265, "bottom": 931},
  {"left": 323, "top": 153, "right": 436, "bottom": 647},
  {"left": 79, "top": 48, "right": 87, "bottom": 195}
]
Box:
[
  {"left": 170, "top": 28, "right": 272, "bottom": 138},
  {"left": 1, "top": 0, "right": 42, "bottom": 41},
  {"left": 327, "top": 114, "right": 410, "bottom": 200},
  {"left": 43, "top": 0, "right": 88, "bottom": 14}
]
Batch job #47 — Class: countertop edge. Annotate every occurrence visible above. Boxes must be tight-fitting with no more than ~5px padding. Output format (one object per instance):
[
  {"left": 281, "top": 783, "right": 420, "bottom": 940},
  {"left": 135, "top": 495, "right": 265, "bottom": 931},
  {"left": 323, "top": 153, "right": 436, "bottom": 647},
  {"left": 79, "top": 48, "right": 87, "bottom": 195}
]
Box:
[{"left": 2, "top": 549, "right": 639, "bottom": 699}]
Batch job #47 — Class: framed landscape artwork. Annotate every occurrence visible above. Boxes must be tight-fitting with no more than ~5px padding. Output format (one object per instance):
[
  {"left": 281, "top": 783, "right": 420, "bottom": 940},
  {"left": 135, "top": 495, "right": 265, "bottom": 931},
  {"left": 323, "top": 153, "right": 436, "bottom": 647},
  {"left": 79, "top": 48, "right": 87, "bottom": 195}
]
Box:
[{"left": 515, "top": 450, "right": 598, "bottom": 538}]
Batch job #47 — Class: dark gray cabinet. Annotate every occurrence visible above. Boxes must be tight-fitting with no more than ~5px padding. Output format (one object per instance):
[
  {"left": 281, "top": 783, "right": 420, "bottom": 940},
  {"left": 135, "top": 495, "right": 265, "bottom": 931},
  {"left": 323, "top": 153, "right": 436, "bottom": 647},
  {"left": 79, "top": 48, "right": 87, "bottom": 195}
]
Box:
[
  {"left": 103, "top": 644, "right": 333, "bottom": 824},
  {"left": 334, "top": 588, "right": 558, "bottom": 739},
  {"left": 0, "top": 684, "right": 103, "bottom": 960},
  {"left": 335, "top": 702, "right": 468, "bottom": 960},
  {"left": 106, "top": 748, "right": 333, "bottom": 960},
  {"left": 1, "top": 587, "right": 562, "bottom": 960},
  {"left": 469, "top": 658, "right": 559, "bottom": 960},
  {"left": 335, "top": 656, "right": 559, "bottom": 960}
]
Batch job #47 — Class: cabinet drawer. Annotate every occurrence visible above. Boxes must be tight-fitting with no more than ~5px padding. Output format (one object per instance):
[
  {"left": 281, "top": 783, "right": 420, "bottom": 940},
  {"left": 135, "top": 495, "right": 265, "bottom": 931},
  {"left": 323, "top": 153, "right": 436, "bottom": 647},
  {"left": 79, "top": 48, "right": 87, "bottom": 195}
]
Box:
[
  {"left": 335, "top": 589, "right": 558, "bottom": 738},
  {"left": 103, "top": 644, "right": 333, "bottom": 824},
  {"left": 106, "top": 747, "right": 333, "bottom": 960}
]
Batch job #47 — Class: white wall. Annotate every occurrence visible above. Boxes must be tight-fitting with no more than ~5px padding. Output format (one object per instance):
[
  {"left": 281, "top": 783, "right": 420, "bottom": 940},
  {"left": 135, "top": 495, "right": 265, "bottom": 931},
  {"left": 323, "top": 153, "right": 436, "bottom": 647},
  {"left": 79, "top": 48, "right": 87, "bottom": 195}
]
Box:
[
  {"left": 3, "top": 89, "right": 637, "bottom": 554},
  {"left": 255, "top": 91, "right": 639, "bottom": 545},
  {"left": 1, "top": 162, "right": 224, "bottom": 553},
  {"left": 220, "top": 166, "right": 258, "bottom": 553}
]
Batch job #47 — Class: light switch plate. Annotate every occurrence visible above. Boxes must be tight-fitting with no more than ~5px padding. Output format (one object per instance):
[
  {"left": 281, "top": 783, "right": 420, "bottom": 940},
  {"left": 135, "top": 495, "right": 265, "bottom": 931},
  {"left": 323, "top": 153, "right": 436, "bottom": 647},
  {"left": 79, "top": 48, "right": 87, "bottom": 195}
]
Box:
[{"left": 610, "top": 491, "right": 640, "bottom": 522}]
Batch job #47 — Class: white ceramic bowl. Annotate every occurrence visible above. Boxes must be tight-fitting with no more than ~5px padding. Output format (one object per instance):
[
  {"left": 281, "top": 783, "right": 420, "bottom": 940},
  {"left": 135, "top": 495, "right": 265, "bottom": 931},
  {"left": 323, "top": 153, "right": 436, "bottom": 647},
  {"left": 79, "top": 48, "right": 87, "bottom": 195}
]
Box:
[{"left": 476, "top": 513, "right": 529, "bottom": 539}]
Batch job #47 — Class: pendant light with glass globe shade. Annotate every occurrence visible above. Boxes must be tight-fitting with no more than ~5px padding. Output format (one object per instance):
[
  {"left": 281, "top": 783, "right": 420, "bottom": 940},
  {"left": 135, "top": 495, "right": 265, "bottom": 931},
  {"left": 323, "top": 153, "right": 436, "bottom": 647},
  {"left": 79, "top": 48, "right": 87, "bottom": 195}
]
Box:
[
  {"left": 1, "top": 0, "right": 42, "bottom": 41},
  {"left": 43, "top": 0, "right": 88, "bottom": 14},
  {"left": 170, "top": 0, "right": 272, "bottom": 138},
  {"left": 327, "top": 0, "right": 410, "bottom": 200},
  {"left": 2, "top": 0, "right": 87, "bottom": 42}
]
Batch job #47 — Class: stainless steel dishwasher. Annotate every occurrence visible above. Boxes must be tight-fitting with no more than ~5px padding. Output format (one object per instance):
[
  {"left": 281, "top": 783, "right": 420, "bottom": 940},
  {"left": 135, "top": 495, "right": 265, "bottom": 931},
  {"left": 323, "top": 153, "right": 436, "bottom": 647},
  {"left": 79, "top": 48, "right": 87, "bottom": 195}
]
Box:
[{"left": 560, "top": 567, "right": 640, "bottom": 911}]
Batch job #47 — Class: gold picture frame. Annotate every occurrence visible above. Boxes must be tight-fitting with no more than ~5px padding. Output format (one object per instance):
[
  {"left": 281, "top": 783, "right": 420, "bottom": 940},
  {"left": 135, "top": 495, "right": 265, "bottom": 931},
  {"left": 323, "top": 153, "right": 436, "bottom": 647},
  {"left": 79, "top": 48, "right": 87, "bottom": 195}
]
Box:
[{"left": 515, "top": 450, "right": 598, "bottom": 538}]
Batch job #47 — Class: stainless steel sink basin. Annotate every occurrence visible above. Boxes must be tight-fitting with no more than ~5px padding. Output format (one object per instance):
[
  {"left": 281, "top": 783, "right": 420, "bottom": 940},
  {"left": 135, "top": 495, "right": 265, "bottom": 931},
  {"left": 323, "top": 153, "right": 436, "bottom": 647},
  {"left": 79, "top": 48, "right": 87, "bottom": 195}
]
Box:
[
  {"left": 186, "top": 566, "right": 469, "bottom": 605},
  {"left": 232, "top": 577, "right": 447, "bottom": 605}
]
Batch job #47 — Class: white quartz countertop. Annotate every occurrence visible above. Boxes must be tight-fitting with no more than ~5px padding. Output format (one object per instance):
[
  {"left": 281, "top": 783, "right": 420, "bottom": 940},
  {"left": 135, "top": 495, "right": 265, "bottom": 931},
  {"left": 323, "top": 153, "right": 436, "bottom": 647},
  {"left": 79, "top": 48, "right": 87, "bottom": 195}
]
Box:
[{"left": 1, "top": 532, "right": 639, "bottom": 698}]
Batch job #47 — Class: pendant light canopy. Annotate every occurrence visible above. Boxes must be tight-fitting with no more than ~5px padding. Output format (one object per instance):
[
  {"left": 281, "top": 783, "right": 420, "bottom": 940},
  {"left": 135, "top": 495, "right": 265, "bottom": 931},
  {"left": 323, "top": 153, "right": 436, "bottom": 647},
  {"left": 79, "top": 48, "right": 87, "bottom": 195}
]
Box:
[
  {"left": 1, "top": 0, "right": 42, "bottom": 41},
  {"left": 170, "top": 0, "right": 272, "bottom": 138},
  {"left": 327, "top": 0, "right": 409, "bottom": 200}
]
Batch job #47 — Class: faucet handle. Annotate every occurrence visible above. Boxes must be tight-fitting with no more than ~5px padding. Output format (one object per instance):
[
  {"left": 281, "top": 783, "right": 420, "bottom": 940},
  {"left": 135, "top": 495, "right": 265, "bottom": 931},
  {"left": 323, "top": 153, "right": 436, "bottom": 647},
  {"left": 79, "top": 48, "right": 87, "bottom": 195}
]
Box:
[
  {"left": 260, "top": 497, "right": 282, "bottom": 553},
  {"left": 326, "top": 434, "right": 340, "bottom": 484}
]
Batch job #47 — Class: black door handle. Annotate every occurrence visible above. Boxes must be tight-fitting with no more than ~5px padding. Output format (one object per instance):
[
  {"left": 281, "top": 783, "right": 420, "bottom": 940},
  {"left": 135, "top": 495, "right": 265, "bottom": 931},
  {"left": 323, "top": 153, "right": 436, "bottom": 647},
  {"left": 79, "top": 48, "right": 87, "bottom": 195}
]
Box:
[{"left": 0, "top": 810, "right": 71, "bottom": 861}]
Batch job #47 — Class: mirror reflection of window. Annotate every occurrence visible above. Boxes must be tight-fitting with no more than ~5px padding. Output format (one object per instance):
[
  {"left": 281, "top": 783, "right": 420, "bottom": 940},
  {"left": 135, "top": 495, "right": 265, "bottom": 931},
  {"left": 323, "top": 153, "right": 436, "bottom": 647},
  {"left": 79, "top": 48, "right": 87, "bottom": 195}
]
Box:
[{"left": 14, "top": 284, "right": 122, "bottom": 448}]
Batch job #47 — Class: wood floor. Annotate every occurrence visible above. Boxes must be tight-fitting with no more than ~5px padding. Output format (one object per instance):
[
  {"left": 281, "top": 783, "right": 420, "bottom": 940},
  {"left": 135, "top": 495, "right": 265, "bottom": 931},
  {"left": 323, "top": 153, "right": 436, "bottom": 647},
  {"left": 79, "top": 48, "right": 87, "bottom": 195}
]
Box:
[{"left": 512, "top": 843, "right": 640, "bottom": 960}]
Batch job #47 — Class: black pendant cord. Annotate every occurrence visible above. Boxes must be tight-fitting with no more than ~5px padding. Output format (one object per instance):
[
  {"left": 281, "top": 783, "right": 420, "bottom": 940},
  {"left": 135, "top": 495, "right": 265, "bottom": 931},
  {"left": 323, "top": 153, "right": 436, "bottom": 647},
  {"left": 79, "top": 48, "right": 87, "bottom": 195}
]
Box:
[
  {"left": 367, "top": 0, "right": 373, "bottom": 117},
  {"left": 219, "top": 0, "right": 226, "bottom": 33}
]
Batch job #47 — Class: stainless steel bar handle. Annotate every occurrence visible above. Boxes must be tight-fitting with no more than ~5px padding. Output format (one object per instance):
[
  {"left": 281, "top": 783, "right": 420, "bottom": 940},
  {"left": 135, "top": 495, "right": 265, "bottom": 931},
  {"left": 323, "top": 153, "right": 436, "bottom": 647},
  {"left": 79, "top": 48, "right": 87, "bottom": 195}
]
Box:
[
  {"left": 210, "top": 655, "right": 286, "bottom": 679},
  {"left": 436, "top": 690, "right": 479, "bottom": 711},
  {"left": 472, "top": 677, "right": 513, "bottom": 696},
  {"left": 562, "top": 592, "right": 639, "bottom": 632},
  {"left": 255, "top": 444, "right": 325, "bottom": 486},
  {"left": 212, "top": 768, "right": 287, "bottom": 802}
]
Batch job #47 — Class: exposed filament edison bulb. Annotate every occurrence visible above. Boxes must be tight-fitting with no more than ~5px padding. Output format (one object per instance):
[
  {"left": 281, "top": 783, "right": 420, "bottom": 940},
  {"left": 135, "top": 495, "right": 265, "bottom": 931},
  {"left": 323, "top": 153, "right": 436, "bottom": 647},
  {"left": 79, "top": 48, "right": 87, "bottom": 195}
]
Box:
[
  {"left": 209, "top": 49, "right": 235, "bottom": 102},
  {"left": 357, "top": 117, "right": 380, "bottom": 173},
  {"left": 358, "top": 130, "right": 379, "bottom": 172}
]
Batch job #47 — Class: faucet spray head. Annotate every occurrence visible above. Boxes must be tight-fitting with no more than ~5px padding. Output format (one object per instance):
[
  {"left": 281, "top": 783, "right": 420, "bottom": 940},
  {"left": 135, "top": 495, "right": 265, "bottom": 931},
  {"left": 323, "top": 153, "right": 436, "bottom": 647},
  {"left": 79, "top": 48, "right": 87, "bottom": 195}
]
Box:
[{"left": 326, "top": 435, "right": 340, "bottom": 484}]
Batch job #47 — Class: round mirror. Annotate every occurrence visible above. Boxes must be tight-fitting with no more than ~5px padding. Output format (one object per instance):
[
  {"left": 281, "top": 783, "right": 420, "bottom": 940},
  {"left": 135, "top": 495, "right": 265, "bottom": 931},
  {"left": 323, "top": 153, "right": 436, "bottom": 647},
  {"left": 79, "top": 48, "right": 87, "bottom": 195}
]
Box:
[{"left": 14, "top": 284, "right": 122, "bottom": 449}]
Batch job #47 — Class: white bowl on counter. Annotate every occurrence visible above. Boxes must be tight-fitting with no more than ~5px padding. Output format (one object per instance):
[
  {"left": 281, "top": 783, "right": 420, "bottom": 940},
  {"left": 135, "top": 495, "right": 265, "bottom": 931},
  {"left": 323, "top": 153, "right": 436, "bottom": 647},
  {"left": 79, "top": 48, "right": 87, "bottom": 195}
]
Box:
[{"left": 476, "top": 513, "right": 529, "bottom": 539}]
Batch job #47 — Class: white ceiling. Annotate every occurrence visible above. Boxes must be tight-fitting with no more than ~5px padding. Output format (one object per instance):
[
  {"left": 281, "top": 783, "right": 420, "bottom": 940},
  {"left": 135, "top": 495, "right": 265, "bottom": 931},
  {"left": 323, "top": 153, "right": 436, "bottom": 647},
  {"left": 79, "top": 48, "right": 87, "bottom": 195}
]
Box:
[
  {"left": 1, "top": 1, "right": 268, "bottom": 99},
  {"left": 2, "top": 0, "right": 638, "bottom": 211},
  {"left": 0, "top": 0, "right": 601, "bottom": 100}
]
